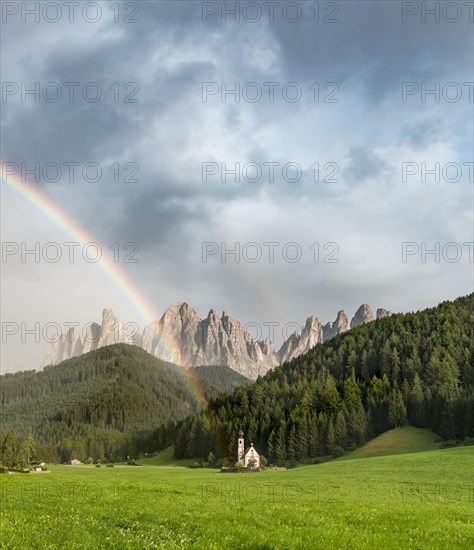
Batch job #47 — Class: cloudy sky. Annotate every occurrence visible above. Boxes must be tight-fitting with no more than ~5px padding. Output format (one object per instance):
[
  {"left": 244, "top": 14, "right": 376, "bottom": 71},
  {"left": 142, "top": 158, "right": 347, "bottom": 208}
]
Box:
[{"left": 1, "top": 0, "right": 473, "bottom": 371}]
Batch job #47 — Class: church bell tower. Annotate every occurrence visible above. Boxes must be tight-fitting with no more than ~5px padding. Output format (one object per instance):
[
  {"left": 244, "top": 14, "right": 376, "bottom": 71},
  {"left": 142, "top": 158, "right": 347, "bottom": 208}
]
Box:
[{"left": 237, "top": 429, "right": 245, "bottom": 464}]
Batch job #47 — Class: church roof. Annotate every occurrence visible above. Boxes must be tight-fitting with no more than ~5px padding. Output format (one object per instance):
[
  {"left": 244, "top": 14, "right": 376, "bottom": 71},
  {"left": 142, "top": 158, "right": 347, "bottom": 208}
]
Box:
[{"left": 244, "top": 444, "right": 259, "bottom": 456}]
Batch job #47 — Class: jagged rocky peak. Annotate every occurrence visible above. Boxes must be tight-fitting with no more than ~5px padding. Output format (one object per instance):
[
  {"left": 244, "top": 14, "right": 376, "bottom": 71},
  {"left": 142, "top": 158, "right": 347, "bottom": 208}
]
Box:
[
  {"left": 158, "top": 301, "right": 200, "bottom": 332},
  {"left": 322, "top": 310, "right": 350, "bottom": 340},
  {"left": 41, "top": 326, "right": 82, "bottom": 367},
  {"left": 166, "top": 300, "right": 197, "bottom": 323},
  {"left": 150, "top": 302, "right": 202, "bottom": 366},
  {"left": 67, "top": 327, "right": 83, "bottom": 356},
  {"left": 376, "top": 308, "right": 392, "bottom": 319},
  {"left": 82, "top": 322, "right": 101, "bottom": 354},
  {"left": 350, "top": 304, "right": 374, "bottom": 328},
  {"left": 256, "top": 338, "right": 276, "bottom": 357},
  {"left": 303, "top": 315, "right": 323, "bottom": 335},
  {"left": 97, "top": 308, "right": 134, "bottom": 348},
  {"left": 221, "top": 310, "right": 254, "bottom": 342},
  {"left": 206, "top": 308, "right": 220, "bottom": 322},
  {"left": 277, "top": 331, "right": 301, "bottom": 364},
  {"left": 141, "top": 319, "right": 160, "bottom": 349},
  {"left": 278, "top": 315, "right": 324, "bottom": 364},
  {"left": 221, "top": 310, "right": 238, "bottom": 330}
]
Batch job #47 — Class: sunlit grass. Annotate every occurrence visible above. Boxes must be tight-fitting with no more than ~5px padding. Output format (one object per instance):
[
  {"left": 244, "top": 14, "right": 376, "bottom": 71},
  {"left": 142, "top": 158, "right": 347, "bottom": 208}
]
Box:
[{"left": 0, "top": 447, "right": 472, "bottom": 549}]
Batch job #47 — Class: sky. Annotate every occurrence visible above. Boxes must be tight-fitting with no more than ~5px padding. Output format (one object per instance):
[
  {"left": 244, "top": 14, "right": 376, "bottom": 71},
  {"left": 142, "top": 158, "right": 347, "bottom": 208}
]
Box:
[{"left": 1, "top": 0, "right": 473, "bottom": 371}]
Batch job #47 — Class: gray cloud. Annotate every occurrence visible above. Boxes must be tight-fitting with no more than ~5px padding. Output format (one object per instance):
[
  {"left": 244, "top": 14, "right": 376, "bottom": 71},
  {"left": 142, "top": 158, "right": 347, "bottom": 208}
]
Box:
[
  {"left": 1, "top": 0, "right": 472, "bottom": 370},
  {"left": 400, "top": 117, "right": 447, "bottom": 150}
]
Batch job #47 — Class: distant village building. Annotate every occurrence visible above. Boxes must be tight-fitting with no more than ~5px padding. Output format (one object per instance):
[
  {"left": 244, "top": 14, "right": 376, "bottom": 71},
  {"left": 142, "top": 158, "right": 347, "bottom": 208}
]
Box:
[
  {"left": 70, "top": 459, "right": 82, "bottom": 466},
  {"left": 237, "top": 430, "right": 260, "bottom": 468}
]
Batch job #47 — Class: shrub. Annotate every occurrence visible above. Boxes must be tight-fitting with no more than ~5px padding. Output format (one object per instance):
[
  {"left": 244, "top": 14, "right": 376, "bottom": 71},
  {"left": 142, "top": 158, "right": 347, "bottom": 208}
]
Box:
[
  {"left": 300, "top": 458, "right": 319, "bottom": 465},
  {"left": 0, "top": 465, "right": 9, "bottom": 474},
  {"left": 207, "top": 452, "right": 216, "bottom": 466},
  {"left": 332, "top": 446, "right": 346, "bottom": 457},
  {"left": 11, "top": 464, "right": 30, "bottom": 473},
  {"left": 95, "top": 464, "right": 101, "bottom": 468},
  {"left": 463, "top": 437, "right": 474, "bottom": 446},
  {"left": 314, "top": 455, "right": 334, "bottom": 465},
  {"left": 106, "top": 464, "right": 114, "bottom": 468},
  {"left": 439, "top": 440, "right": 458, "bottom": 449}
]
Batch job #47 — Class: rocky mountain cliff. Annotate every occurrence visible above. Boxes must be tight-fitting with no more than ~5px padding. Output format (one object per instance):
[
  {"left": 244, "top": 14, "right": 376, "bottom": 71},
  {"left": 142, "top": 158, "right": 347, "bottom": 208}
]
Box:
[{"left": 41, "top": 302, "right": 391, "bottom": 379}]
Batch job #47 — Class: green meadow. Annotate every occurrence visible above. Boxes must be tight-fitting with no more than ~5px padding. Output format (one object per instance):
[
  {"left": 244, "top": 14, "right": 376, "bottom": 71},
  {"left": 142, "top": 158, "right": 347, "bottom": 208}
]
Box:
[{"left": 0, "top": 445, "right": 472, "bottom": 549}]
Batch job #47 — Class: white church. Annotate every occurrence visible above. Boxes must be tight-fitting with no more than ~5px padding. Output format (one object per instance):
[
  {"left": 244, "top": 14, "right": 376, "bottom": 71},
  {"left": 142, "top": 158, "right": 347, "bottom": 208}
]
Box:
[{"left": 237, "top": 430, "right": 260, "bottom": 469}]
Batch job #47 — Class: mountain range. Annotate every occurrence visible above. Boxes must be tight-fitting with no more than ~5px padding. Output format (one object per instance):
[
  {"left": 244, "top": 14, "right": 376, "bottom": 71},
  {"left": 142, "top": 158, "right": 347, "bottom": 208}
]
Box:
[{"left": 42, "top": 302, "right": 391, "bottom": 379}]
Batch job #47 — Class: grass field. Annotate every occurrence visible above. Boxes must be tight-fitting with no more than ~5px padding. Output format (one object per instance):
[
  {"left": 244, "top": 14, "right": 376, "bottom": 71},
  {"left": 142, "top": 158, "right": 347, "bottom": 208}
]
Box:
[{"left": 1, "top": 446, "right": 472, "bottom": 549}]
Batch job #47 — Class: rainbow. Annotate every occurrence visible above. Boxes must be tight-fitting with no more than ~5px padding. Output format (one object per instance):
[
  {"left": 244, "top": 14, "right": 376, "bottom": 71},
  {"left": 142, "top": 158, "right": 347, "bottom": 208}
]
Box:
[{"left": 1, "top": 161, "right": 207, "bottom": 407}]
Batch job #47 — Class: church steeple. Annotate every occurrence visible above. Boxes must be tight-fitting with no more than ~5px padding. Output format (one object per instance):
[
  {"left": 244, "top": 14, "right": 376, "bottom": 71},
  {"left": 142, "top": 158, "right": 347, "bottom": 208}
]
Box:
[{"left": 237, "top": 430, "right": 245, "bottom": 464}]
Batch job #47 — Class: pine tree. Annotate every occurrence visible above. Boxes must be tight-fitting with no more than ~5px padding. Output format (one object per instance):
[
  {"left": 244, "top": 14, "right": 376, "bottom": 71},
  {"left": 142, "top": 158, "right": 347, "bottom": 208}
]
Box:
[
  {"left": 307, "top": 414, "right": 319, "bottom": 457},
  {"left": 316, "top": 412, "right": 329, "bottom": 455},
  {"left": 408, "top": 373, "right": 425, "bottom": 427},
  {"left": 343, "top": 370, "right": 361, "bottom": 405},
  {"left": 348, "top": 402, "right": 367, "bottom": 445},
  {"left": 22, "top": 433, "right": 37, "bottom": 466},
  {"left": 287, "top": 424, "right": 296, "bottom": 463},
  {"left": 274, "top": 420, "right": 287, "bottom": 464},
  {"left": 334, "top": 410, "right": 348, "bottom": 449},
  {"left": 295, "top": 418, "right": 308, "bottom": 460},
  {"left": 439, "top": 401, "right": 456, "bottom": 440},
  {"left": 388, "top": 389, "right": 407, "bottom": 428},
  {"left": 267, "top": 430, "right": 275, "bottom": 458},
  {"left": 326, "top": 417, "right": 336, "bottom": 453},
  {"left": 2, "top": 431, "right": 19, "bottom": 468}
]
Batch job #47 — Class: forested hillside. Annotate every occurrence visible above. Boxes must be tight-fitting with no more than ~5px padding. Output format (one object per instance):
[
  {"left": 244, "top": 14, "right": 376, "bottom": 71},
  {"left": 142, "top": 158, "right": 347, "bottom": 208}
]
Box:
[
  {"left": 187, "top": 365, "right": 250, "bottom": 400},
  {"left": 0, "top": 345, "right": 249, "bottom": 465},
  {"left": 166, "top": 294, "right": 474, "bottom": 464}
]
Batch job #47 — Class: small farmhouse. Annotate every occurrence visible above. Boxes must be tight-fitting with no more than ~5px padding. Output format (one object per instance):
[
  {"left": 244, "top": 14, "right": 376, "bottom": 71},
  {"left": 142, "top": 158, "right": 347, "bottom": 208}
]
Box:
[{"left": 237, "top": 430, "right": 260, "bottom": 469}]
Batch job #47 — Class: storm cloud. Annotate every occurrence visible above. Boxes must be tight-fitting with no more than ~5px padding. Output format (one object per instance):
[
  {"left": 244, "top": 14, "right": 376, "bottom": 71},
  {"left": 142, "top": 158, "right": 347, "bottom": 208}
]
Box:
[{"left": 1, "top": 0, "right": 473, "bottom": 369}]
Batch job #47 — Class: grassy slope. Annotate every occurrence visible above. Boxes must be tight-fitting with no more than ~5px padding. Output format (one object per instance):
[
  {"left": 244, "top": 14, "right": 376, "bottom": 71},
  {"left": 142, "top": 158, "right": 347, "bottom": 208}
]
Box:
[
  {"left": 338, "top": 426, "right": 440, "bottom": 461},
  {"left": 137, "top": 446, "right": 195, "bottom": 467},
  {"left": 0, "top": 447, "right": 472, "bottom": 549}
]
